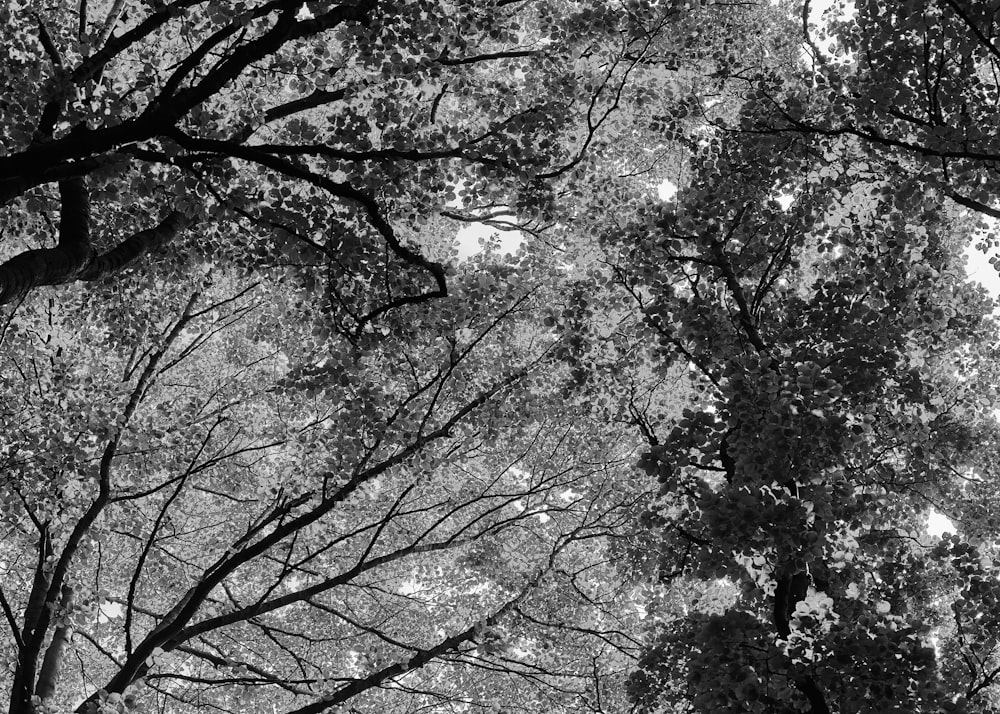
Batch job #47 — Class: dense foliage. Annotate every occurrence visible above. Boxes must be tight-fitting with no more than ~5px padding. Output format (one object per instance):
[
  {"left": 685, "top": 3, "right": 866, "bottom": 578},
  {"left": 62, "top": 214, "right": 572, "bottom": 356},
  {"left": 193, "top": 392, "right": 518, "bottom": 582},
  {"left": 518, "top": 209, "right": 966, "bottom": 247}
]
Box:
[
  {"left": 6, "top": 1, "right": 1000, "bottom": 714},
  {"left": 0, "top": 0, "right": 703, "bottom": 711},
  {"left": 626, "top": 2, "right": 1000, "bottom": 712}
]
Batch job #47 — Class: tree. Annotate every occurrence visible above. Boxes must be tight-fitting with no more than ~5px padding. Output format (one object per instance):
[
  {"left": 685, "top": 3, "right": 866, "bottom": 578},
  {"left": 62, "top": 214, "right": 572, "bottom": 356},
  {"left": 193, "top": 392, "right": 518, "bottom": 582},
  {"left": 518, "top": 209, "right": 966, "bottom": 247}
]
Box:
[
  {"left": 0, "top": 1, "right": 721, "bottom": 710},
  {"left": 621, "top": 12, "right": 1000, "bottom": 711},
  {"left": 0, "top": 241, "right": 670, "bottom": 713},
  {"left": 0, "top": 0, "right": 711, "bottom": 327},
  {"left": 755, "top": 0, "right": 1000, "bottom": 229},
  {"left": 25, "top": 0, "right": 1000, "bottom": 712}
]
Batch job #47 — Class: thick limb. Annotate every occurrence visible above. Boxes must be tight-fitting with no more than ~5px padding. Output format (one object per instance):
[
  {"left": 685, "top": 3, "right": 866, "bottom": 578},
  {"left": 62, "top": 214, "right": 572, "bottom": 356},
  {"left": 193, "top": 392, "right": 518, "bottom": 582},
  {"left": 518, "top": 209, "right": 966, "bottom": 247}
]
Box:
[{"left": 0, "top": 178, "right": 189, "bottom": 305}]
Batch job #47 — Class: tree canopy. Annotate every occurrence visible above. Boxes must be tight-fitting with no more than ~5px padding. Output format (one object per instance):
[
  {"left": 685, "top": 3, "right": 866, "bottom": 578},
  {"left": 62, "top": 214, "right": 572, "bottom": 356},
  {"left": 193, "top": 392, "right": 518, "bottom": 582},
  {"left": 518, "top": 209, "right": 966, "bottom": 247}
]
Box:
[
  {"left": 626, "top": 2, "right": 1000, "bottom": 712},
  {"left": 5, "top": 1, "right": 1000, "bottom": 714}
]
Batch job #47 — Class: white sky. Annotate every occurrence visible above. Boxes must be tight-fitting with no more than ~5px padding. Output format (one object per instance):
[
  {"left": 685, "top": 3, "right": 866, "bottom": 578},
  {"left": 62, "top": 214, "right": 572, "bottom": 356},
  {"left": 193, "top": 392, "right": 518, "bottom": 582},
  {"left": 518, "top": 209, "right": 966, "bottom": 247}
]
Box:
[
  {"left": 965, "top": 245, "right": 1000, "bottom": 300},
  {"left": 927, "top": 511, "right": 956, "bottom": 537},
  {"left": 454, "top": 222, "right": 523, "bottom": 260},
  {"left": 658, "top": 179, "right": 677, "bottom": 201}
]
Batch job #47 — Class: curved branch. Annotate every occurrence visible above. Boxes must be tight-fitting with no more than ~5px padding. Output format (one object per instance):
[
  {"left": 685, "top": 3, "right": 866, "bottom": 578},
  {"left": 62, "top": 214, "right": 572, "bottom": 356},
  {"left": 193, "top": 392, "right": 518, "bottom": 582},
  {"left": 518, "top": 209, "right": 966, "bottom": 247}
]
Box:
[
  {"left": 164, "top": 129, "right": 448, "bottom": 327},
  {"left": 0, "top": 184, "right": 188, "bottom": 306},
  {"left": 77, "top": 211, "right": 191, "bottom": 282},
  {"left": 0, "top": 178, "right": 92, "bottom": 304}
]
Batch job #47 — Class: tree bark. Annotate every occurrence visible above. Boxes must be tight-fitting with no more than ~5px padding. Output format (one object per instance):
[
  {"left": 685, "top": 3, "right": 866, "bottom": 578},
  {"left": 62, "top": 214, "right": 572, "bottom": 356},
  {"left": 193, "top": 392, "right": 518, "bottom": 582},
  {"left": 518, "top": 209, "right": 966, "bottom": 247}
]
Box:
[
  {"left": 0, "top": 177, "right": 190, "bottom": 305},
  {"left": 34, "top": 585, "right": 74, "bottom": 703}
]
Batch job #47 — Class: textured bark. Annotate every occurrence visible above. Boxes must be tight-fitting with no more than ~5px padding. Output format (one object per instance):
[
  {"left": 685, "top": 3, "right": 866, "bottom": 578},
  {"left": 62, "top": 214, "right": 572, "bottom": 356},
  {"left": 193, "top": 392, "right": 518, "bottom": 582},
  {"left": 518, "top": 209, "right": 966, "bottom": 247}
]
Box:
[
  {"left": 34, "top": 585, "right": 74, "bottom": 703},
  {"left": 0, "top": 178, "right": 90, "bottom": 305},
  {"left": 77, "top": 211, "right": 190, "bottom": 281},
  {"left": 95, "top": 0, "right": 127, "bottom": 49},
  {"left": 9, "top": 531, "right": 52, "bottom": 714},
  {"left": 0, "top": 176, "right": 189, "bottom": 305}
]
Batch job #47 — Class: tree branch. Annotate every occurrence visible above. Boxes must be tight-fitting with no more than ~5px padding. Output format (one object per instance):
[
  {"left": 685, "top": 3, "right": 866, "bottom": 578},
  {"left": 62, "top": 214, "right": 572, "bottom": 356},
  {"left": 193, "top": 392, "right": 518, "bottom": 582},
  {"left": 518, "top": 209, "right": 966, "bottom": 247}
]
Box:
[
  {"left": 164, "top": 128, "right": 448, "bottom": 328},
  {"left": 156, "top": 2, "right": 375, "bottom": 123},
  {"left": 95, "top": 0, "right": 127, "bottom": 49},
  {"left": 437, "top": 49, "right": 537, "bottom": 66},
  {"left": 947, "top": 190, "right": 1000, "bottom": 221},
  {"left": 709, "top": 204, "right": 769, "bottom": 354},
  {"left": 9, "top": 529, "right": 52, "bottom": 714},
  {"left": 0, "top": 178, "right": 189, "bottom": 305},
  {"left": 286, "top": 570, "right": 544, "bottom": 714},
  {"left": 0, "top": 177, "right": 92, "bottom": 305},
  {"left": 75, "top": 0, "right": 203, "bottom": 83},
  {"left": 77, "top": 211, "right": 191, "bottom": 282},
  {"left": 34, "top": 585, "right": 73, "bottom": 702},
  {"left": 78, "top": 0, "right": 87, "bottom": 41},
  {"left": 0, "top": 586, "right": 24, "bottom": 652}
]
